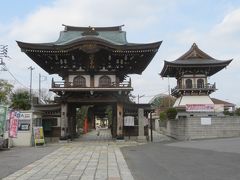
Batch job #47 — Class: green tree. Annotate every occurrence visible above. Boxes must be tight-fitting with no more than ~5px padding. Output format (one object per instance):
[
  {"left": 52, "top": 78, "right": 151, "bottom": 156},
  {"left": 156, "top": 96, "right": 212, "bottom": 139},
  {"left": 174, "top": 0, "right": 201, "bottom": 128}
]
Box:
[
  {"left": 11, "top": 89, "right": 31, "bottom": 110},
  {"left": 0, "top": 79, "right": 13, "bottom": 104},
  {"left": 151, "top": 95, "right": 176, "bottom": 109}
]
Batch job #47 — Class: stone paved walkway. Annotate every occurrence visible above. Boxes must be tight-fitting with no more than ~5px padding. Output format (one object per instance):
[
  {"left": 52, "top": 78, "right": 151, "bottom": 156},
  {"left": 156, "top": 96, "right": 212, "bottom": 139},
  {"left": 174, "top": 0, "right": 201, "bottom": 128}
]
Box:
[{"left": 3, "top": 129, "right": 135, "bottom": 180}]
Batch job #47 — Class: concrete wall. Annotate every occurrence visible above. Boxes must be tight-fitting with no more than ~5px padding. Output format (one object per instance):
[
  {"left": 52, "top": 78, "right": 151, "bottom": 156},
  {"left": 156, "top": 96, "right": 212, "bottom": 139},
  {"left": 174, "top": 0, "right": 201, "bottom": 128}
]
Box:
[{"left": 166, "top": 116, "right": 240, "bottom": 140}]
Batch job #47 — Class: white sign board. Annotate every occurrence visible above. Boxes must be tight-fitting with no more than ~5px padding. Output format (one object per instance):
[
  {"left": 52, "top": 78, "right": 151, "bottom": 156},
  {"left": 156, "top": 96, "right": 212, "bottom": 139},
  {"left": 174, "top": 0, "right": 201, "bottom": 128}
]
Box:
[
  {"left": 19, "top": 113, "right": 32, "bottom": 120},
  {"left": 124, "top": 116, "right": 134, "bottom": 126},
  {"left": 201, "top": 117, "right": 212, "bottom": 125}
]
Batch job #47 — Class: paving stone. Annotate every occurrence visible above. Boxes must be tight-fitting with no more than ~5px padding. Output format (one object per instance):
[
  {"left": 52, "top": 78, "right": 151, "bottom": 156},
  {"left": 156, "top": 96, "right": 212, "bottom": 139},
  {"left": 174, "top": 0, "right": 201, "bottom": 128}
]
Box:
[
  {"left": 3, "top": 129, "right": 134, "bottom": 180},
  {"left": 80, "top": 175, "right": 94, "bottom": 180},
  {"left": 54, "top": 175, "right": 68, "bottom": 180},
  {"left": 67, "top": 175, "right": 81, "bottom": 180}
]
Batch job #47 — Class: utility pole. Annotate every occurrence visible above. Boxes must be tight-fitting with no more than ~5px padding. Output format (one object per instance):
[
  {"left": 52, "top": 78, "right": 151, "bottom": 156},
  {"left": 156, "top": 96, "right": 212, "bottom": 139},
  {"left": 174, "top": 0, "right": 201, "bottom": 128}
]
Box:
[
  {"left": 0, "top": 45, "right": 8, "bottom": 71},
  {"left": 28, "top": 66, "right": 34, "bottom": 105},
  {"left": 39, "top": 73, "right": 41, "bottom": 101},
  {"left": 138, "top": 94, "right": 145, "bottom": 104},
  {"left": 39, "top": 73, "right": 47, "bottom": 103},
  {"left": 168, "top": 75, "right": 171, "bottom": 107}
]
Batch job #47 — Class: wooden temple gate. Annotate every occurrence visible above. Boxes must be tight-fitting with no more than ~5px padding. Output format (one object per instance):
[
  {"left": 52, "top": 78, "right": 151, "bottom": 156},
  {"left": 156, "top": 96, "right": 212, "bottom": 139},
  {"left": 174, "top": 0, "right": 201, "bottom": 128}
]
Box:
[{"left": 17, "top": 25, "right": 161, "bottom": 140}]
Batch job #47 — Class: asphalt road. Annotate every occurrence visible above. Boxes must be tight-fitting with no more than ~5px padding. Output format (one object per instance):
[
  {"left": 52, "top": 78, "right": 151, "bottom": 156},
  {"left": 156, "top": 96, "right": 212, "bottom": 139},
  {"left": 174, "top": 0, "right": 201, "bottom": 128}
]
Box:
[
  {"left": 121, "top": 138, "right": 240, "bottom": 180},
  {"left": 0, "top": 144, "right": 60, "bottom": 179}
]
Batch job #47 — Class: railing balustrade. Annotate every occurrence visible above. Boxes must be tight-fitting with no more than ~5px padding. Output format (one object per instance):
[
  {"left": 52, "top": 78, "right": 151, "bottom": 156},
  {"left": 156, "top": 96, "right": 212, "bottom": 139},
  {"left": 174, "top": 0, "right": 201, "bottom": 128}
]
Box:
[
  {"left": 171, "top": 83, "right": 216, "bottom": 93},
  {"left": 52, "top": 80, "right": 131, "bottom": 88}
]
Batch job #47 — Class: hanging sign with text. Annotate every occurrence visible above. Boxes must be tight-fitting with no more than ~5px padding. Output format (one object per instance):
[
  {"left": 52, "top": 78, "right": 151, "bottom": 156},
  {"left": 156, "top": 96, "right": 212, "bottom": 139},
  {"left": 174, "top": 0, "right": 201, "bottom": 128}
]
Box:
[
  {"left": 9, "top": 111, "right": 19, "bottom": 138},
  {"left": 186, "top": 104, "right": 214, "bottom": 112}
]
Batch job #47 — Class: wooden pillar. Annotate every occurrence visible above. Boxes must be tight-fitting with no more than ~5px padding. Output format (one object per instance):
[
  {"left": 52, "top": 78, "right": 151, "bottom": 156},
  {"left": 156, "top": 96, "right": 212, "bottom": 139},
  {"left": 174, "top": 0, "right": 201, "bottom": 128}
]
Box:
[
  {"left": 90, "top": 75, "right": 94, "bottom": 87},
  {"left": 67, "top": 104, "right": 76, "bottom": 139},
  {"left": 116, "top": 103, "right": 123, "bottom": 138},
  {"left": 71, "top": 107, "right": 76, "bottom": 139},
  {"left": 60, "top": 103, "right": 68, "bottom": 137}
]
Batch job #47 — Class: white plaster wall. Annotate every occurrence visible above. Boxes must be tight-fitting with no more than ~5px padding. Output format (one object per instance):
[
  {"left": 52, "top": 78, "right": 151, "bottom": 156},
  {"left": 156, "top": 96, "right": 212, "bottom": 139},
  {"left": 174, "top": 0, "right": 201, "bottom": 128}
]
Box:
[
  {"left": 94, "top": 75, "right": 116, "bottom": 87},
  {"left": 12, "top": 132, "right": 32, "bottom": 146},
  {"left": 181, "top": 75, "right": 207, "bottom": 87},
  {"left": 179, "top": 96, "right": 214, "bottom": 105}
]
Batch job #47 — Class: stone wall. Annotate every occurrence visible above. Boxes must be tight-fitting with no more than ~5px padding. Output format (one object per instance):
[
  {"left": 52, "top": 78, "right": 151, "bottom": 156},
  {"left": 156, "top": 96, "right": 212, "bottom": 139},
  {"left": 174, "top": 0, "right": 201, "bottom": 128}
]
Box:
[{"left": 166, "top": 115, "right": 240, "bottom": 140}]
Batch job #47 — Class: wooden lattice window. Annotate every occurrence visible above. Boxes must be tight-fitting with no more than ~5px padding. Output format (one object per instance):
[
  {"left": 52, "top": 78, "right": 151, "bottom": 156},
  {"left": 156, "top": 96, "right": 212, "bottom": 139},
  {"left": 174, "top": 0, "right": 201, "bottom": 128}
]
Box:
[
  {"left": 186, "top": 79, "right": 192, "bottom": 88},
  {"left": 99, "top": 76, "right": 111, "bottom": 87},
  {"left": 197, "top": 79, "right": 204, "bottom": 88},
  {"left": 73, "top": 76, "right": 86, "bottom": 87}
]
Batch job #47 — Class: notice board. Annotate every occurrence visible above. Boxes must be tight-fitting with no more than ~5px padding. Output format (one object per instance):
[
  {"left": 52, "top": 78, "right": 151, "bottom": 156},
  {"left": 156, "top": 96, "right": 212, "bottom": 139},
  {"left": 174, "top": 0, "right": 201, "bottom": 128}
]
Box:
[{"left": 33, "top": 126, "right": 45, "bottom": 146}]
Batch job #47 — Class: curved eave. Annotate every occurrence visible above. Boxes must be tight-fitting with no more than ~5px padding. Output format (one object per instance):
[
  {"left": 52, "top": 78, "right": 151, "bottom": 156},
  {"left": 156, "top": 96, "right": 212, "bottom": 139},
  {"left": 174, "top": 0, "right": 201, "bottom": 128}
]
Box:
[
  {"left": 160, "top": 59, "right": 232, "bottom": 77},
  {"left": 19, "top": 41, "right": 161, "bottom": 75},
  {"left": 16, "top": 39, "right": 162, "bottom": 52}
]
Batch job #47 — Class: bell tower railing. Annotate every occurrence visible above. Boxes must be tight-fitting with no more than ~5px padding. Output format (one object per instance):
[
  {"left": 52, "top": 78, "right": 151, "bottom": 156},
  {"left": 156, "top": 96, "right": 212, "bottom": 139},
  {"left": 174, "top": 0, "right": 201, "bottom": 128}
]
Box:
[{"left": 171, "top": 83, "right": 216, "bottom": 97}]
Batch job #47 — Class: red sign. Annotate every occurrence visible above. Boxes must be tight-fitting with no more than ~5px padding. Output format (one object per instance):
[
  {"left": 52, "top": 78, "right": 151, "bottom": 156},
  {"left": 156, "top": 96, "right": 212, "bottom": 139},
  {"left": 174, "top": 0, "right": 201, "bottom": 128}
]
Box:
[
  {"left": 186, "top": 104, "right": 214, "bottom": 112},
  {"left": 9, "top": 111, "right": 19, "bottom": 138}
]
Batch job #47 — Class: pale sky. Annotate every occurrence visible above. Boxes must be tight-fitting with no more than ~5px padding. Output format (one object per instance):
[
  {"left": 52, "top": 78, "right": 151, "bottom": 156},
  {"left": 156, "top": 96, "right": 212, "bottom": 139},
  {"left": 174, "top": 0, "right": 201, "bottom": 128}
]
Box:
[{"left": 0, "top": 0, "right": 240, "bottom": 105}]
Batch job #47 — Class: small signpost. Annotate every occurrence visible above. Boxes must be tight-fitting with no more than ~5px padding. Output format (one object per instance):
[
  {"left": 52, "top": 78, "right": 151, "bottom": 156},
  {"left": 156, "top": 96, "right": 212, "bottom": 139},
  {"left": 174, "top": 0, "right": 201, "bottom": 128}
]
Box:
[
  {"left": 201, "top": 117, "right": 212, "bottom": 125},
  {"left": 33, "top": 126, "right": 45, "bottom": 146},
  {"left": 124, "top": 116, "right": 134, "bottom": 126}
]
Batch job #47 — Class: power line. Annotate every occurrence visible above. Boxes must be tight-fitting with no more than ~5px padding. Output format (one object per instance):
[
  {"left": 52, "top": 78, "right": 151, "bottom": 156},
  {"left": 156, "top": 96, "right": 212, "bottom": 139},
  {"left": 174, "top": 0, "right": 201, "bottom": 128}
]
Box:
[{"left": 2, "top": 64, "right": 29, "bottom": 89}]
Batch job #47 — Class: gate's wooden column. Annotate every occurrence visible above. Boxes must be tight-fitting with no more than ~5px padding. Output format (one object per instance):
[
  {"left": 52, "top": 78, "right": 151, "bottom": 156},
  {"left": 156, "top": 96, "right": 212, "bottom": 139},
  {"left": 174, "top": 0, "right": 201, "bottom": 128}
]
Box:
[
  {"left": 116, "top": 103, "right": 123, "bottom": 138},
  {"left": 68, "top": 104, "right": 76, "bottom": 139},
  {"left": 60, "top": 103, "right": 68, "bottom": 137}
]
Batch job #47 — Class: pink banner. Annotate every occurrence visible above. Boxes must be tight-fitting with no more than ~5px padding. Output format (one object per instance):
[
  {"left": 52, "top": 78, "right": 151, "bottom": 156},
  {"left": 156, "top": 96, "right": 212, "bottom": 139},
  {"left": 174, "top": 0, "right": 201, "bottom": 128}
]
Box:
[
  {"left": 9, "top": 111, "right": 19, "bottom": 138},
  {"left": 186, "top": 104, "right": 214, "bottom": 112}
]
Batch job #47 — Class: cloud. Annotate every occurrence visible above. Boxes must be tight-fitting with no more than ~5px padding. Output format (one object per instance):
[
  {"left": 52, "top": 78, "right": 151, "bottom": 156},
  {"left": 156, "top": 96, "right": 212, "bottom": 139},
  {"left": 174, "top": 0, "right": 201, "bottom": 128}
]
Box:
[
  {"left": 7, "top": 0, "right": 165, "bottom": 42},
  {"left": 1, "top": 0, "right": 171, "bottom": 94},
  {"left": 213, "top": 8, "right": 240, "bottom": 35}
]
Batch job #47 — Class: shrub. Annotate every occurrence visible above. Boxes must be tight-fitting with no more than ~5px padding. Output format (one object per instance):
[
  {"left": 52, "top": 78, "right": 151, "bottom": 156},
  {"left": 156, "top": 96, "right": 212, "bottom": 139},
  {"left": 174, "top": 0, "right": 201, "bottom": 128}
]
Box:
[
  {"left": 159, "top": 112, "right": 167, "bottom": 121},
  {"left": 166, "top": 108, "right": 177, "bottom": 120},
  {"left": 223, "top": 110, "right": 233, "bottom": 116},
  {"left": 235, "top": 108, "right": 240, "bottom": 116}
]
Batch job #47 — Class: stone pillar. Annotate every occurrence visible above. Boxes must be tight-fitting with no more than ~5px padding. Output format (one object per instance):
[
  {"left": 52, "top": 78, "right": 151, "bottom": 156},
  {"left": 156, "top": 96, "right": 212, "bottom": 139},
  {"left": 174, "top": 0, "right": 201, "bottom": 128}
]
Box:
[
  {"left": 112, "top": 105, "right": 117, "bottom": 138},
  {"left": 116, "top": 103, "right": 123, "bottom": 138},
  {"left": 138, "top": 108, "right": 146, "bottom": 142},
  {"left": 155, "top": 119, "right": 160, "bottom": 132},
  {"left": 60, "top": 103, "right": 68, "bottom": 137}
]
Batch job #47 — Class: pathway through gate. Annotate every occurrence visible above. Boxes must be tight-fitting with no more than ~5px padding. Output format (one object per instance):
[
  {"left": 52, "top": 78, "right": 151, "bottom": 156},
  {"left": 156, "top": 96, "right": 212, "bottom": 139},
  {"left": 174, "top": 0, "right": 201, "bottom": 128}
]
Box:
[{"left": 76, "top": 128, "right": 113, "bottom": 142}]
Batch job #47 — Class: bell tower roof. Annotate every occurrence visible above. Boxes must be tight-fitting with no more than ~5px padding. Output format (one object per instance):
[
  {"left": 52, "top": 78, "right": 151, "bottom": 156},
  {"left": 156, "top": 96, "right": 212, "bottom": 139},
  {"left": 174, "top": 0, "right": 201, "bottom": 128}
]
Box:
[
  {"left": 176, "top": 43, "right": 213, "bottom": 60},
  {"left": 160, "top": 43, "right": 232, "bottom": 77}
]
